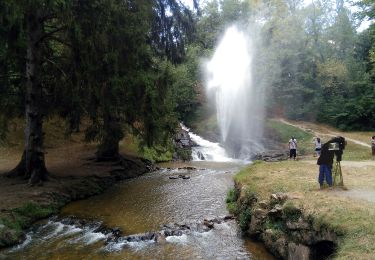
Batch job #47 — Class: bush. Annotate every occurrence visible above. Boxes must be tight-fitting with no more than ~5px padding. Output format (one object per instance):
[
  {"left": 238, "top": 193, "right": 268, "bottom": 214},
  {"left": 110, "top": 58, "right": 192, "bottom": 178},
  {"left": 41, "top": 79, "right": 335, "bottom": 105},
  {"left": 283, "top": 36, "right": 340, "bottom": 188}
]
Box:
[
  {"left": 141, "top": 145, "right": 173, "bottom": 162},
  {"left": 226, "top": 188, "right": 240, "bottom": 215},
  {"left": 227, "top": 202, "right": 239, "bottom": 215},
  {"left": 239, "top": 207, "right": 252, "bottom": 231},
  {"left": 282, "top": 201, "right": 302, "bottom": 221},
  {"left": 176, "top": 148, "right": 192, "bottom": 161},
  {"left": 226, "top": 188, "right": 239, "bottom": 203}
]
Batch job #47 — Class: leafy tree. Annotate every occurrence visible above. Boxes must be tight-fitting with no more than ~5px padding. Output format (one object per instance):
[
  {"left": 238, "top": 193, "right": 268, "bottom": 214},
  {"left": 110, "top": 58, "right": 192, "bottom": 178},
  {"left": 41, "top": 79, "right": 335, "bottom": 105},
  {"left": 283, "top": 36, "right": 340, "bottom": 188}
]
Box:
[{"left": 2, "top": 0, "right": 72, "bottom": 184}]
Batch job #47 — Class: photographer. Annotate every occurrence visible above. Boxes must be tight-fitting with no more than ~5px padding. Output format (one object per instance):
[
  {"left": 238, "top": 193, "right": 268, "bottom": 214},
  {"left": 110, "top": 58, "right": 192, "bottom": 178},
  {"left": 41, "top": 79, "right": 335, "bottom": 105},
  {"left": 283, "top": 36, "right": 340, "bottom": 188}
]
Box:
[{"left": 317, "top": 136, "right": 346, "bottom": 189}]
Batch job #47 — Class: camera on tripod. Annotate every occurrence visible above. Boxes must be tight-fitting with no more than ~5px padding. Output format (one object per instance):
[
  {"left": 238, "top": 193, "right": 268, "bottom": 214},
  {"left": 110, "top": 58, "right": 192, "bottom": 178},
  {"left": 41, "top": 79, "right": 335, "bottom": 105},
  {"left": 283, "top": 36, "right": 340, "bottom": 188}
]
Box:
[
  {"left": 327, "top": 137, "right": 346, "bottom": 186},
  {"left": 328, "top": 137, "right": 346, "bottom": 161}
]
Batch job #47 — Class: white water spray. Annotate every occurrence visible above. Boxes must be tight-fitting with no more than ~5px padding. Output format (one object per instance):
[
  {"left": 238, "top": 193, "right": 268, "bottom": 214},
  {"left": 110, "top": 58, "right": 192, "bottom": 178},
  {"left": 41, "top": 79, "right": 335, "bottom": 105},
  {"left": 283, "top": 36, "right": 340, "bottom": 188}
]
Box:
[{"left": 206, "top": 26, "right": 264, "bottom": 158}]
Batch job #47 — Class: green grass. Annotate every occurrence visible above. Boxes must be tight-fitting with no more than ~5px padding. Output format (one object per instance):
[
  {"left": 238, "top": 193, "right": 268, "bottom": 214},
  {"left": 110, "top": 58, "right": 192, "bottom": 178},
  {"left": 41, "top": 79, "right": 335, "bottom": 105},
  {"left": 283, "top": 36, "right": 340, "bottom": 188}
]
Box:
[
  {"left": 266, "top": 119, "right": 314, "bottom": 155},
  {"left": 13, "top": 202, "right": 57, "bottom": 220},
  {"left": 0, "top": 202, "right": 59, "bottom": 247},
  {"left": 342, "top": 141, "right": 372, "bottom": 161},
  {"left": 1, "top": 202, "right": 57, "bottom": 233}
]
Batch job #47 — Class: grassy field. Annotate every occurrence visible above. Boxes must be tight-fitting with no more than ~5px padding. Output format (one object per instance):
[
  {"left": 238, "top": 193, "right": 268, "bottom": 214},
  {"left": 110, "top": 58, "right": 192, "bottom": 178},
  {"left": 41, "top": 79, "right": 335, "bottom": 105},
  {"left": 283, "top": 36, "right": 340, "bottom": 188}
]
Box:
[
  {"left": 266, "top": 119, "right": 313, "bottom": 155},
  {"left": 234, "top": 119, "right": 375, "bottom": 259},
  {"left": 267, "top": 119, "right": 373, "bottom": 161}
]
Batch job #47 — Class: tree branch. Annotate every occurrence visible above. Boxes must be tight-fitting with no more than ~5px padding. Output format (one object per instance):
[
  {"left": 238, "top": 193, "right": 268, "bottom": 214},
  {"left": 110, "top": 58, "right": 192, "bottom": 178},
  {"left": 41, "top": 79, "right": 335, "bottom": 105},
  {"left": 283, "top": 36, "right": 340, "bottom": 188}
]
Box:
[{"left": 49, "top": 36, "right": 73, "bottom": 48}]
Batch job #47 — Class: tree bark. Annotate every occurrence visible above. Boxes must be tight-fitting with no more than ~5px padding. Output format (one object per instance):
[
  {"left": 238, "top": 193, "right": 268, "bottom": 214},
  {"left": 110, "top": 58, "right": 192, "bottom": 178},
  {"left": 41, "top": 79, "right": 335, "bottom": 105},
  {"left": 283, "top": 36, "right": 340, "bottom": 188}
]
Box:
[
  {"left": 7, "top": 8, "right": 48, "bottom": 184},
  {"left": 95, "top": 113, "right": 123, "bottom": 161}
]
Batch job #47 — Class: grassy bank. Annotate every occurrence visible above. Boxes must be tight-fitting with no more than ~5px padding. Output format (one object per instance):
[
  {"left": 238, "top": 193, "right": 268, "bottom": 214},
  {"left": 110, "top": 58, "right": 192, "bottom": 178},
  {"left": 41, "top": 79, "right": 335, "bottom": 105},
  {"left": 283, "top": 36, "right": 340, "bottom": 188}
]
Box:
[
  {"left": 0, "top": 117, "right": 153, "bottom": 249},
  {"left": 232, "top": 160, "right": 375, "bottom": 259}
]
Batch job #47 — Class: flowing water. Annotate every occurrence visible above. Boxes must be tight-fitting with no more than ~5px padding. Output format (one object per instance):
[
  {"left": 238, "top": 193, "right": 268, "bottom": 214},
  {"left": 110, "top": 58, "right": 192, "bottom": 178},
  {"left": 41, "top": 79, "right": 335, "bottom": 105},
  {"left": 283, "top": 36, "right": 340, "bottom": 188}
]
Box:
[{"left": 1, "top": 132, "right": 274, "bottom": 260}]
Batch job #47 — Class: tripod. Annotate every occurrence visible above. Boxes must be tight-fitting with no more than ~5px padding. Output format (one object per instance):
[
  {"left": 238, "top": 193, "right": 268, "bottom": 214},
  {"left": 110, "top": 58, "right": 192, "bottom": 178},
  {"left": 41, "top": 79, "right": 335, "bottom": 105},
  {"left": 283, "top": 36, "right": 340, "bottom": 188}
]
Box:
[{"left": 332, "top": 161, "right": 344, "bottom": 186}]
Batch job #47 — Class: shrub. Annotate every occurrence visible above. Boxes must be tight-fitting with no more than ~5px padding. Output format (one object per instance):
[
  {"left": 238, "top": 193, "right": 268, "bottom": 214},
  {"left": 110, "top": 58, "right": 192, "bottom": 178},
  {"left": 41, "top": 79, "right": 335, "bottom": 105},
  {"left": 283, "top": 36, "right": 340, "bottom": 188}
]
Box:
[
  {"left": 226, "top": 188, "right": 239, "bottom": 203},
  {"left": 239, "top": 207, "right": 252, "bottom": 231},
  {"left": 227, "top": 202, "right": 239, "bottom": 215},
  {"left": 282, "top": 201, "right": 302, "bottom": 221}
]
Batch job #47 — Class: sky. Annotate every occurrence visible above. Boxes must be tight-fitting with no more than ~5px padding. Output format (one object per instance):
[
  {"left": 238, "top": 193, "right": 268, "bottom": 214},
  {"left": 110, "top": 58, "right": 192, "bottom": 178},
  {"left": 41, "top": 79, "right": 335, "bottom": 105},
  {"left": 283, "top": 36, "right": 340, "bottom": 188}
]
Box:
[{"left": 181, "top": 0, "right": 371, "bottom": 32}]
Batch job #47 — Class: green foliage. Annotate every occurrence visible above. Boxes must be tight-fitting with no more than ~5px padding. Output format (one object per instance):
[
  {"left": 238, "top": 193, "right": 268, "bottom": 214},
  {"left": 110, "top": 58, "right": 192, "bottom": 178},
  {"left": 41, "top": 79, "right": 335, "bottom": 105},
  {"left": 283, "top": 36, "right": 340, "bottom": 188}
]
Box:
[
  {"left": 239, "top": 207, "right": 252, "bottom": 231},
  {"left": 266, "top": 119, "right": 313, "bottom": 155},
  {"left": 282, "top": 201, "right": 302, "bottom": 222},
  {"left": 175, "top": 148, "right": 192, "bottom": 161},
  {"left": 0, "top": 202, "right": 57, "bottom": 233},
  {"left": 226, "top": 187, "right": 240, "bottom": 215},
  {"left": 264, "top": 220, "right": 285, "bottom": 241},
  {"left": 226, "top": 187, "right": 240, "bottom": 203},
  {"left": 227, "top": 202, "right": 239, "bottom": 215},
  {"left": 140, "top": 145, "right": 173, "bottom": 163},
  {"left": 13, "top": 202, "right": 57, "bottom": 220}
]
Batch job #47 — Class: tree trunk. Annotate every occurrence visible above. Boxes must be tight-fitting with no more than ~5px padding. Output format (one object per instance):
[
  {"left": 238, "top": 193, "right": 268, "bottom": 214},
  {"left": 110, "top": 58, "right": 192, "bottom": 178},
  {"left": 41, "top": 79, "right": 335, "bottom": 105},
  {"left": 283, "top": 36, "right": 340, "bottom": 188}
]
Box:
[
  {"left": 7, "top": 8, "right": 48, "bottom": 185},
  {"left": 96, "top": 113, "right": 123, "bottom": 161}
]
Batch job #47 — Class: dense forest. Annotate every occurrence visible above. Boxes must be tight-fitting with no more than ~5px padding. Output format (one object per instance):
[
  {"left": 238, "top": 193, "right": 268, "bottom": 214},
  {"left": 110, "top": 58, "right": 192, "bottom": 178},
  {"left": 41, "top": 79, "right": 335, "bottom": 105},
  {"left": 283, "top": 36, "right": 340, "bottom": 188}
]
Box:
[{"left": 0, "top": 0, "right": 374, "bottom": 184}]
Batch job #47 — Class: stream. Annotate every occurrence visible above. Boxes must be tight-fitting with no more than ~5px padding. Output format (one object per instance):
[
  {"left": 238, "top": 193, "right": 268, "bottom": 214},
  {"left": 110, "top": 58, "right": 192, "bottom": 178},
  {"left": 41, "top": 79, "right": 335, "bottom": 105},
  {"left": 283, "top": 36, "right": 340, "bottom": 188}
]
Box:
[{"left": 1, "top": 130, "right": 274, "bottom": 260}]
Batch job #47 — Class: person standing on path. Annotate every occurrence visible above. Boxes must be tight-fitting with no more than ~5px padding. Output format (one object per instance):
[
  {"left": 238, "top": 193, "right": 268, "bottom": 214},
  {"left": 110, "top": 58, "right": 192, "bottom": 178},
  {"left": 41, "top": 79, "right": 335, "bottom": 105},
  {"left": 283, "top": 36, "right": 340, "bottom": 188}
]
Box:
[
  {"left": 288, "top": 136, "right": 297, "bottom": 160},
  {"left": 372, "top": 136, "right": 375, "bottom": 159},
  {"left": 313, "top": 137, "right": 322, "bottom": 157}
]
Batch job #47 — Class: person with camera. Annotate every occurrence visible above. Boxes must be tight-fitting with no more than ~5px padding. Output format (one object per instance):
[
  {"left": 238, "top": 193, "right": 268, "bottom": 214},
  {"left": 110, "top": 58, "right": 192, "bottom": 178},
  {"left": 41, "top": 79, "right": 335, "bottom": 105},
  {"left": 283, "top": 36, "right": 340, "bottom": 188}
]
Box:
[
  {"left": 317, "top": 143, "right": 334, "bottom": 189},
  {"left": 317, "top": 136, "right": 346, "bottom": 189},
  {"left": 372, "top": 136, "right": 375, "bottom": 159}
]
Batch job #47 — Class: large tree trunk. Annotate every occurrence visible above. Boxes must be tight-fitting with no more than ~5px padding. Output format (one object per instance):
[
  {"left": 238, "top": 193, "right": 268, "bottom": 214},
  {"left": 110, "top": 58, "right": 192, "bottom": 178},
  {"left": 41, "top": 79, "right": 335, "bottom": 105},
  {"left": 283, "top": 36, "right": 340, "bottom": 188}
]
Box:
[
  {"left": 96, "top": 113, "right": 123, "bottom": 161},
  {"left": 7, "top": 8, "right": 48, "bottom": 185}
]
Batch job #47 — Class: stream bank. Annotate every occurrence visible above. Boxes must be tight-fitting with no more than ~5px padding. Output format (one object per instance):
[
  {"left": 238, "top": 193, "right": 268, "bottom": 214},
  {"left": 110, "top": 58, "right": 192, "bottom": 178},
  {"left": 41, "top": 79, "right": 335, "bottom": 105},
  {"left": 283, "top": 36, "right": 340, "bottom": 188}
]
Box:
[
  {"left": 0, "top": 155, "right": 152, "bottom": 249},
  {"left": 228, "top": 183, "right": 338, "bottom": 259},
  {"left": 230, "top": 160, "right": 375, "bottom": 259}
]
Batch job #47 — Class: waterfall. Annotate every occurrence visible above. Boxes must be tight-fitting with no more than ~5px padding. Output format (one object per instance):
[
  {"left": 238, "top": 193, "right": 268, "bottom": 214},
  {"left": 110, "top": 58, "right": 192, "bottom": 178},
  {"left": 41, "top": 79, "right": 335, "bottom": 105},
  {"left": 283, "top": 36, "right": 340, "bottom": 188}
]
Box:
[
  {"left": 180, "top": 124, "right": 234, "bottom": 162},
  {"left": 205, "top": 26, "right": 264, "bottom": 159}
]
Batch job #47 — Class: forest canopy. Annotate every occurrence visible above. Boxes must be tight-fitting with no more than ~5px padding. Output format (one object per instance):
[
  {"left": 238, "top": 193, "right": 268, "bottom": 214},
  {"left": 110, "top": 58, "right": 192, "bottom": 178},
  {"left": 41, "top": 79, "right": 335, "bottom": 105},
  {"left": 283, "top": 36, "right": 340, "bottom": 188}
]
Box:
[{"left": 0, "top": 0, "right": 374, "bottom": 184}]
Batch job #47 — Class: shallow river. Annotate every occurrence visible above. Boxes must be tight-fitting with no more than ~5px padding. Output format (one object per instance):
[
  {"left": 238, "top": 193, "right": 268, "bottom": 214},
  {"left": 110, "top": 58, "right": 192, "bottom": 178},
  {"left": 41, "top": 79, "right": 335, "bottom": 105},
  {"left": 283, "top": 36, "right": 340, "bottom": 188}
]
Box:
[{"left": 1, "top": 160, "right": 274, "bottom": 260}]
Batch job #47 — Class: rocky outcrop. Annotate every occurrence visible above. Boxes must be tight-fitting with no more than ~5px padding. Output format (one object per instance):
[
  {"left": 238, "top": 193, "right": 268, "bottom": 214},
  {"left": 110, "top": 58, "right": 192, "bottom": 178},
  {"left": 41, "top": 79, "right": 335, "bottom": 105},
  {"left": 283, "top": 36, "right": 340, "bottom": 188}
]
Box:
[
  {"left": 55, "top": 215, "right": 235, "bottom": 246},
  {"left": 173, "top": 128, "right": 195, "bottom": 161},
  {"left": 231, "top": 187, "right": 339, "bottom": 260},
  {"left": 252, "top": 150, "right": 288, "bottom": 162}
]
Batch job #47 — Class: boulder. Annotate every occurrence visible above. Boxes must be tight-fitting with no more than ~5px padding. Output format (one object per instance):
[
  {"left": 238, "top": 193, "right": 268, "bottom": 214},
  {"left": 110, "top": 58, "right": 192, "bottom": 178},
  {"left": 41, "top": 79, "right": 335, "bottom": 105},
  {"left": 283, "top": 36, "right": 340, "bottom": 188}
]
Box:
[
  {"left": 286, "top": 218, "right": 310, "bottom": 230},
  {"left": 268, "top": 204, "right": 283, "bottom": 218},
  {"left": 258, "top": 200, "right": 269, "bottom": 209},
  {"left": 270, "top": 193, "right": 288, "bottom": 205},
  {"left": 288, "top": 242, "right": 311, "bottom": 260}
]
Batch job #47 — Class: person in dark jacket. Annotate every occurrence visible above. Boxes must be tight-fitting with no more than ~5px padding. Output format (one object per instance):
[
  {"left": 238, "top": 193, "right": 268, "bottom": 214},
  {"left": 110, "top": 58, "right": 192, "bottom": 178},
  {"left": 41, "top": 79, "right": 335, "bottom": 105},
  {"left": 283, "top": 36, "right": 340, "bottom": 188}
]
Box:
[
  {"left": 317, "top": 143, "right": 334, "bottom": 188},
  {"left": 317, "top": 136, "right": 346, "bottom": 189}
]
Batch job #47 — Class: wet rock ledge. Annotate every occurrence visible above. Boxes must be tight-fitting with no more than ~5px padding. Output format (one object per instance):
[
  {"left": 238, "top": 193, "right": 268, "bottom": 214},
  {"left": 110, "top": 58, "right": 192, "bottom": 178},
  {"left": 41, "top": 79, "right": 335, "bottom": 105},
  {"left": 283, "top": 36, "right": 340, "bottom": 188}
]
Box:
[{"left": 228, "top": 184, "right": 339, "bottom": 260}]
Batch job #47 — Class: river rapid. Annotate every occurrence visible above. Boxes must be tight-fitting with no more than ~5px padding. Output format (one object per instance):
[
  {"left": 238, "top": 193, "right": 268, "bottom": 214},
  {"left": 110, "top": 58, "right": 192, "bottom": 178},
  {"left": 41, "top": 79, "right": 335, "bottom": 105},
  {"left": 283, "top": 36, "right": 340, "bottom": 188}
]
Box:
[{"left": 1, "top": 131, "right": 274, "bottom": 260}]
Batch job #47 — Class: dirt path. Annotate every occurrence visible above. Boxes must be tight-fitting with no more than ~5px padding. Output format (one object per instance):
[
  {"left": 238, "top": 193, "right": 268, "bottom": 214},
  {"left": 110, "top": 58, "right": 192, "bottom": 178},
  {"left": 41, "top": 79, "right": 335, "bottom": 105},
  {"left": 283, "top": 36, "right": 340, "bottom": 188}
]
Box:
[{"left": 278, "top": 118, "right": 371, "bottom": 148}]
